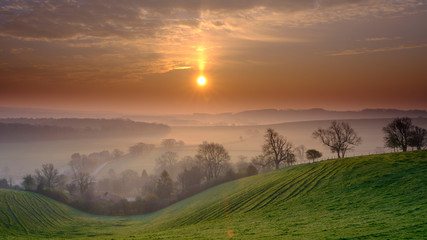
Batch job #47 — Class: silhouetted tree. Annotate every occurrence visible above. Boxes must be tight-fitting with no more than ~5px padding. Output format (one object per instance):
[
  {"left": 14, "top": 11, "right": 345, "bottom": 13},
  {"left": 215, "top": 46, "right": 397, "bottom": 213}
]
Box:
[
  {"left": 409, "top": 126, "right": 427, "bottom": 150},
  {"left": 75, "top": 172, "right": 94, "bottom": 197},
  {"left": 69, "top": 154, "right": 94, "bottom": 198},
  {"left": 383, "top": 117, "right": 413, "bottom": 152},
  {"left": 156, "top": 170, "right": 173, "bottom": 200},
  {"left": 22, "top": 174, "right": 36, "bottom": 191},
  {"left": 196, "top": 141, "right": 230, "bottom": 181},
  {"left": 262, "top": 128, "right": 294, "bottom": 169},
  {"left": 306, "top": 149, "right": 322, "bottom": 163},
  {"left": 313, "top": 121, "right": 361, "bottom": 158},
  {"left": 0, "top": 179, "right": 9, "bottom": 188},
  {"left": 35, "top": 163, "right": 65, "bottom": 190}
]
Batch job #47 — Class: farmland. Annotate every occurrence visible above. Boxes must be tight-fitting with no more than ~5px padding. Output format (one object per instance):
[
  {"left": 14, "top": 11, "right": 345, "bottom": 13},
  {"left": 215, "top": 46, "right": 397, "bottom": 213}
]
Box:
[{"left": 1, "top": 150, "right": 426, "bottom": 239}]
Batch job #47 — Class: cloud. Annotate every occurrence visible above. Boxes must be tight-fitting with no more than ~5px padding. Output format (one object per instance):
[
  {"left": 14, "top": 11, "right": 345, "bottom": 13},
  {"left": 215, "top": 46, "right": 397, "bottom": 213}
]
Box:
[
  {"left": 0, "top": 0, "right": 425, "bottom": 74},
  {"left": 329, "top": 43, "right": 427, "bottom": 56},
  {"left": 0, "top": 0, "right": 423, "bottom": 40},
  {"left": 365, "top": 37, "right": 390, "bottom": 41},
  {"left": 365, "top": 37, "right": 402, "bottom": 41},
  {"left": 10, "top": 47, "right": 33, "bottom": 54}
]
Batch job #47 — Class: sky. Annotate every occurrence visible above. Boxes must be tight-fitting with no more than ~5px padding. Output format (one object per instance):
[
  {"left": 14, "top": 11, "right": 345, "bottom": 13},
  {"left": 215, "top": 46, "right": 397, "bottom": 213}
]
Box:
[{"left": 1, "top": 0, "right": 426, "bottom": 114}]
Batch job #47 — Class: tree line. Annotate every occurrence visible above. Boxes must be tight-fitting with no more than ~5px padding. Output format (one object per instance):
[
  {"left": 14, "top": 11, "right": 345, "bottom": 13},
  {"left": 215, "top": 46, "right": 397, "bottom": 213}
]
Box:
[{"left": 5, "top": 116, "right": 425, "bottom": 216}]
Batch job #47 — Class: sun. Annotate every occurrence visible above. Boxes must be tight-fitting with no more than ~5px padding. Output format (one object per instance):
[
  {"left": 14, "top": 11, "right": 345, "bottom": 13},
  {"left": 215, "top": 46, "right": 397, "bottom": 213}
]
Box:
[{"left": 197, "top": 76, "right": 207, "bottom": 86}]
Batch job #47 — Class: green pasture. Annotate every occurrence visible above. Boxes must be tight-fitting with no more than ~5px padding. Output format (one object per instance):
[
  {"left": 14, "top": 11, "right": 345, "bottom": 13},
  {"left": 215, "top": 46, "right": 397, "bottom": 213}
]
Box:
[{"left": 1, "top": 151, "right": 426, "bottom": 239}]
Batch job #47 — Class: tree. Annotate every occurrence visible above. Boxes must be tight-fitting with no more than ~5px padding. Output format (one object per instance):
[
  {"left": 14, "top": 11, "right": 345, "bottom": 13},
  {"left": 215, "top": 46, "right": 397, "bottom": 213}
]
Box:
[
  {"left": 0, "top": 179, "right": 9, "bottom": 189},
  {"left": 383, "top": 117, "right": 413, "bottom": 152},
  {"left": 73, "top": 172, "right": 94, "bottom": 197},
  {"left": 313, "top": 121, "right": 361, "bottom": 158},
  {"left": 294, "top": 145, "right": 307, "bottom": 163},
  {"left": 305, "top": 149, "right": 322, "bottom": 163},
  {"left": 22, "top": 174, "right": 36, "bottom": 191},
  {"left": 120, "top": 169, "right": 140, "bottom": 195},
  {"left": 69, "top": 155, "right": 94, "bottom": 197},
  {"left": 262, "top": 128, "right": 294, "bottom": 170},
  {"left": 35, "top": 163, "right": 64, "bottom": 190},
  {"left": 129, "top": 143, "right": 154, "bottom": 156},
  {"left": 178, "top": 167, "right": 203, "bottom": 192},
  {"left": 141, "top": 169, "right": 149, "bottom": 183},
  {"left": 156, "top": 170, "right": 173, "bottom": 200},
  {"left": 235, "top": 155, "right": 250, "bottom": 175},
  {"left": 155, "top": 152, "right": 179, "bottom": 179},
  {"left": 246, "top": 164, "right": 258, "bottom": 176},
  {"left": 112, "top": 149, "right": 124, "bottom": 159},
  {"left": 251, "top": 154, "right": 273, "bottom": 172},
  {"left": 161, "top": 138, "right": 177, "bottom": 149},
  {"left": 196, "top": 141, "right": 230, "bottom": 181},
  {"left": 409, "top": 126, "right": 427, "bottom": 150}
]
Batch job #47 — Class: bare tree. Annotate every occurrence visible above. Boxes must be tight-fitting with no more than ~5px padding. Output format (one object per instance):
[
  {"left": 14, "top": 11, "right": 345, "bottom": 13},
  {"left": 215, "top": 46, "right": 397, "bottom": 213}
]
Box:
[
  {"left": 313, "top": 121, "right": 361, "bottom": 158},
  {"left": 262, "top": 128, "right": 294, "bottom": 170},
  {"left": 196, "top": 141, "right": 230, "bottom": 181},
  {"left": 155, "top": 152, "right": 179, "bottom": 180},
  {"left": 35, "top": 163, "right": 64, "bottom": 190},
  {"left": 294, "top": 145, "right": 307, "bottom": 163},
  {"left": 306, "top": 149, "right": 322, "bottom": 163},
  {"left": 73, "top": 172, "right": 94, "bottom": 197},
  {"left": 383, "top": 117, "right": 413, "bottom": 152},
  {"left": 409, "top": 126, "right": 427, "bottom": 150},
  {"left": 69, "top": 155, "right": 94, "bottom": 197}
]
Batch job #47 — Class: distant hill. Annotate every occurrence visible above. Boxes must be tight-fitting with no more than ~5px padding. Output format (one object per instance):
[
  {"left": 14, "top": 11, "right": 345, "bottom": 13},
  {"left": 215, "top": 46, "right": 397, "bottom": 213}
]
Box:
[
  {"left": 1, "top": 151, "right": 426, "bottom": 239},
  {"left": 2, "top": 106, "right": 426, "bottom": 126},
  {"left": 232, "top": 108, "right": 427, "bottom": 124},
  {"left": 131, "top": 108, "right": 427, "bottom": 126},
  {"left": 0, "top": 118, "right": 170, "bottom": 142}
]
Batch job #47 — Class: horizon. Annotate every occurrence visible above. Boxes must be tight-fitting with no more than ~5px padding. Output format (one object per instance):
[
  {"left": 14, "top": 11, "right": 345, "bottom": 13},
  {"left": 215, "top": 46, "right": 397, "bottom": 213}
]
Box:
[{"left": 1, "top": 105, "right": 427, "bottom": 118}]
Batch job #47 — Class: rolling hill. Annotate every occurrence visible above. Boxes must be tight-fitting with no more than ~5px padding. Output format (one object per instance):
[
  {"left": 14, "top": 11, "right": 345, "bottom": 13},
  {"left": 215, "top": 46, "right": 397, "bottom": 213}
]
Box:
[
  {"left": 0, "top": 118, "right": 170, "bottom": 142},
  {"left": 1, "top": 151, "right": 426, "bottom": 239}
]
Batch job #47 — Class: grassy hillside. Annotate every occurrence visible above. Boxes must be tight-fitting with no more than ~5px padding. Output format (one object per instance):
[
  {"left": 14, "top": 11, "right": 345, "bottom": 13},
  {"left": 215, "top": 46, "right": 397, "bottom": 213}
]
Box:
[{"left": 1, "top": 151, "right": 426, "bottom": 239}]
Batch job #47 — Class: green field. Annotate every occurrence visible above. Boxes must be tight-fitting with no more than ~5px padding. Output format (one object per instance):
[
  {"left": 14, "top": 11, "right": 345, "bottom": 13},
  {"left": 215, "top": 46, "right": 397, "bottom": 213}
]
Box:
[{"left": 1, "top": 151, "right": 426, "bottom": 239}]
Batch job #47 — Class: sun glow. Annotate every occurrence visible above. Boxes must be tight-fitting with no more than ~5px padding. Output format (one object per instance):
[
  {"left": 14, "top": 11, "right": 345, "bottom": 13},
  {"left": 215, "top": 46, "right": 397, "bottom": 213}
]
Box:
[{"left": 197, "top": 76, "right": 207, "bottom": 86}]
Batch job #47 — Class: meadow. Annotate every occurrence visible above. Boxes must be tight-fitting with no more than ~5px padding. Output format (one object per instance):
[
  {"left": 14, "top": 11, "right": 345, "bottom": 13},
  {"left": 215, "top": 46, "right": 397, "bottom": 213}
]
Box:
[{"left": 1, "top": 150, "right": 426, "bottom": 239}]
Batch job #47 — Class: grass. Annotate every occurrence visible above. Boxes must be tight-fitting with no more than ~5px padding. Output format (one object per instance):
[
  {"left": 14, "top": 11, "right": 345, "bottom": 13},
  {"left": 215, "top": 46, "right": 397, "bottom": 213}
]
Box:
[{"left": 1, "top": 150, "right": 426, "bottom": 239}]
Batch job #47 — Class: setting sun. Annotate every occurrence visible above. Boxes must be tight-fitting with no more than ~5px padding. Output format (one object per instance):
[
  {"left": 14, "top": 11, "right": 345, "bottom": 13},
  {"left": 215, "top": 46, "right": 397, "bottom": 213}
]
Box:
[{"left": 197, "top": 76, "right": 207, "bottom": 86}]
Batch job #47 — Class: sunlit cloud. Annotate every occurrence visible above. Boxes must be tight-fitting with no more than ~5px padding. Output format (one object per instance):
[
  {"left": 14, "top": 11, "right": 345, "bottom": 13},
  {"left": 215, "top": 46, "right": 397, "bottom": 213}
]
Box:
[{"left": 329, "top": 43, "right": 427, "bottom": 56}]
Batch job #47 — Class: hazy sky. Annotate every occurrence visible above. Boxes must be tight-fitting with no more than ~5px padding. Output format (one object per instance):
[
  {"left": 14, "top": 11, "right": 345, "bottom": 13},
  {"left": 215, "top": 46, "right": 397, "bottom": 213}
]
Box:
[{"left": 1, "top": 0, "right": 426, "bottom": 114}]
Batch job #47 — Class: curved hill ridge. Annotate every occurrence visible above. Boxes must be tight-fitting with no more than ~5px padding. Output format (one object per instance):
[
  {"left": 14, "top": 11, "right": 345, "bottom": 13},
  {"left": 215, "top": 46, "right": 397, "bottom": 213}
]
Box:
[{"left": 1, "top": 151, "right": 426, "bottom": 239}]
